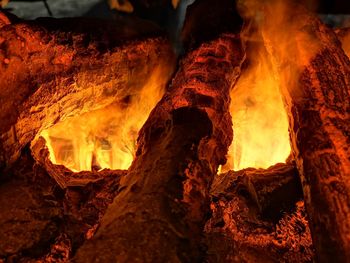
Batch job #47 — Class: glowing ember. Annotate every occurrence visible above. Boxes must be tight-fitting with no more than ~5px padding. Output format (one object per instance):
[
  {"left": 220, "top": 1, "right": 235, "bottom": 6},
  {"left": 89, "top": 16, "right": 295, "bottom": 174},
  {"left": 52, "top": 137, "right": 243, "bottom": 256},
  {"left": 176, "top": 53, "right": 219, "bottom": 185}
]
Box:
[{"left": 40, "top": 68, "right": 167, "bottom": 172}]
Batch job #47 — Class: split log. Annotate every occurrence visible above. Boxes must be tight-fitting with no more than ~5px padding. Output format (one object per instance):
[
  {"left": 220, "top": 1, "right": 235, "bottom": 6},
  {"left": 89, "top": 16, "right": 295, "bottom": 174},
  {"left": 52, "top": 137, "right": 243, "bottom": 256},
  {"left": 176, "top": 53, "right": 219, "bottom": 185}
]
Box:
[
  {"left": 0, "top": 12, "right": 175, "bottom": 172},
  {"left": 205, "top": 163, "right": 313, "bottom": 263},
  {"left": 75, "top": 33, "right": 245, "bottom": 262},
  {"left": 263, "top": 5, "right": 350, "bottom": 262}
]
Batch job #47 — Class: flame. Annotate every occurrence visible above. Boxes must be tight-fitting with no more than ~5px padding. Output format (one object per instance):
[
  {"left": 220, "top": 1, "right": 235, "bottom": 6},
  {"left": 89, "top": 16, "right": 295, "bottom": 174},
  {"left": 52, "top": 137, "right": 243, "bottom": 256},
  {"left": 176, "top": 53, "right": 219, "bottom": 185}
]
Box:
[
  {"left": 224, "top": 0, "right": 325, "bottom": 172},
  {"left": 39, "top": 67, "right": 167, "bottom": 172},
  {"left": 108, "top": 0, "right": 134, "bottom": 13},
  {"left": 224, "top": 0, "right": 294, "bottom": 171},
  {"left": 224, "top": 43, "right": 291, "bottom": 171}
]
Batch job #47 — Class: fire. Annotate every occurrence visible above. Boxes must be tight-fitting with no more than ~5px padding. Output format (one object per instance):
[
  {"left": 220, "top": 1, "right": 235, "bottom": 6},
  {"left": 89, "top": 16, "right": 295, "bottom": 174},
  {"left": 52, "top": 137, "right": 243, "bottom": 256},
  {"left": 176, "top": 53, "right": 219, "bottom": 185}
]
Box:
[
  {"left": 224, "top": 43, "right": 291, "bottom": 171},
  {"left": 39, "top": 67, "right": 167, "bottom": 172},
  {"left": 224, "top": 0, "right": 293, "bottom": 171},
  {"left": 224, "top": 0, "right": 325, "bottom": 172},
  {"left": 338, "top": 30, "right": 350, "bottom": 58}
]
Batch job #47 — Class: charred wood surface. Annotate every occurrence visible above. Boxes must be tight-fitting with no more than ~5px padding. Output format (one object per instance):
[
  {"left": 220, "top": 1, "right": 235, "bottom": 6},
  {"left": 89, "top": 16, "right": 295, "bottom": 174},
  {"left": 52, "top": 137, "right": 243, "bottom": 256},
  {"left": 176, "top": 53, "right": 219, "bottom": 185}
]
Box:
[
  {"left": 205, "top": 163, "right": 313, "bottom": 263},
  {"left": 0, "top": 148, "right": 125, "bottom": 261},
  {"left": 74, "top": 33, "right": 245, "bottom": 262},
  {"left": 212, "top": 163, "right": 303, "bottom": 222},
  {"left": 266, "top": 7, "right": 350, "bottom": 262},
  {"left": 0, "top": 12, "right": 174, "bottom": 172}
]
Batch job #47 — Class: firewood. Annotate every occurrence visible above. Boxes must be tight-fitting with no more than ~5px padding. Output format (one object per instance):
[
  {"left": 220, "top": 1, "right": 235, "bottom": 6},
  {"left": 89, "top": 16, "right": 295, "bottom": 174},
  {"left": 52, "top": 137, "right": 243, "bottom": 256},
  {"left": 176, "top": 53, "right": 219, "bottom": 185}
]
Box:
[
  {"left": 263, "top": 5, "right": 350, "bottom": 262},
  {"left": 335, "top": 27, "right": 350, "bottom": 58},
  {"left": 212, "top": 162, "right": 303, "bottom": 221},
  {"left": 0, "top": 148, "right": 125, "bottom": 261},
  {"left": 206, "top": 163, "right": 313, "bottom": 263},
  {"left": 0, "top": 12, "right": 174, "bottom": 172},
  {"left": 74, "top": 33, "right": 245, "bottom": 262}
]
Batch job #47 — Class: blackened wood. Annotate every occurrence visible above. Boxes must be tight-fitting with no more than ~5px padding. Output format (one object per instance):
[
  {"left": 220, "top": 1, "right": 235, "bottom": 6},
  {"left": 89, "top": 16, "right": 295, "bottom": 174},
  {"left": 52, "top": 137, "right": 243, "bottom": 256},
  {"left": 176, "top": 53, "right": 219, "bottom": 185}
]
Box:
[
  {"left": 0, "top": 148, "right": 125, "bottom": 261},
  {"left": 213, "top": 163, "right": 303, "bottom": 222},
  {"left": 206, "top": 163, "right": 313, "bottom": 263},
  {"left": 181, "top": 0, "right": 242, "bottom": 50}
]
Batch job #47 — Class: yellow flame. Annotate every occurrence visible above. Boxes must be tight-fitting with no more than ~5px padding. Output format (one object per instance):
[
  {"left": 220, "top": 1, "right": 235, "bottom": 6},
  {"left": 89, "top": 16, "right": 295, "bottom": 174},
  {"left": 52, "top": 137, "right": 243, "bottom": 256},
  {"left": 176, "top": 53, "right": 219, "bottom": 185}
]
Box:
[
  {"left": 40, "top": 67, "right": 167, "bottom": 172},
  {"left": 224, "top": 0, "right": 293, "bottom": 171},
  {"left": 224, "top": 44, "right": 291, "bottom": 171},
  {"left": 108, "top": 0, "right": 134, "bottom": 13},
  {"left": 224, "top": 0, "right": 324, "bottom": 172}
]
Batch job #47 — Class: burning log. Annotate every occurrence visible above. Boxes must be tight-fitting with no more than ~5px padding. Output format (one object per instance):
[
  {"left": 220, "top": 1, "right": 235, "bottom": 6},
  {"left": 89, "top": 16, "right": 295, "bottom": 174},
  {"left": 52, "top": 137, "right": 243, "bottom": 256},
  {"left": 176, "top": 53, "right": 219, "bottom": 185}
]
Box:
[
  {"left": 0, "top": 12, "right": 174, "bottom": 172},
  {"left": 0, "top": 147, "right": 125, "bottom": 261},
  {"left": 205, "top": 163, "right": 313, "bottom": 262},
  {"left": 260, "top": 4, "right": 350, "bottom": 262},
  {"left": 212, "top": 162, "right": 303, "bottom": 220},
  {"left": 74, "top": 32, "right": 245, "bottom": 262}
]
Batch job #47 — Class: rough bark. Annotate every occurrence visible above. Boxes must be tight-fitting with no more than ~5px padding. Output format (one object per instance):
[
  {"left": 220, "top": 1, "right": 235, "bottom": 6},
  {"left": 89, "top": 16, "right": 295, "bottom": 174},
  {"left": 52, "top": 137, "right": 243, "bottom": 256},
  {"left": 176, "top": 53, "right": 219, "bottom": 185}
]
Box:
[
  {"left": 265, "top": 7, "right": 350, "bottom": 262},
  {"left": 205, "top": 163, "right": 313, "bottom": 263},
  {"left": 74, "top": 33, "right": 244, "bottom": 262},
  {"left": 212, "top": 162, "right": 303, "bottom": 222},
  {"left": 0, "top": 148, "right": 125, "bottom": 262},
  {"left": 0, "top": 12, "right": 175, "bottom": 171}
]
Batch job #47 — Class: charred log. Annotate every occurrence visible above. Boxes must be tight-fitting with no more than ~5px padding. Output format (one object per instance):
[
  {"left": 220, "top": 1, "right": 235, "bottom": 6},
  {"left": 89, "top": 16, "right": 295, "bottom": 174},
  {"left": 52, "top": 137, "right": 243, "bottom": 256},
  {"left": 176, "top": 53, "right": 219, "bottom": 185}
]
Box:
[
  {"left": 212, "top": 163, "right": 303, "bottom": 222},
  {"left": 0, "top": 12, "right": 174, "bottom": 172},
  {"left": 264, "top": 6, "right": 350, "bottom": 262},
  {"left": 181, "top": 0, "right": 242, "bottom": 50},
  {"left": 0, "top": 147, "right": 125, "bottom": 261},
  {"left": 74, "top": 33, "right": 245, "bottom": 262},
  {"left": 205, "top": 163, "right": 313, "bottom": 263}
]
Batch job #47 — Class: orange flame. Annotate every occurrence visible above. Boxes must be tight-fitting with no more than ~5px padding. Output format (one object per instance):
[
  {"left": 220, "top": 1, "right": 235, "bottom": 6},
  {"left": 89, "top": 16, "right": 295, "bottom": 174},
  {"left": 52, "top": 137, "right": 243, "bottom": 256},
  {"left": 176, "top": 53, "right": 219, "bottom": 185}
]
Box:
[
  {"left": 224, "top": 44, "right": 291, "bottom": 171},
  {"left": 338, "top": 30, "right": 350, "bottom": 58},
  {"left": 224, "top": 0, "right": 293, "bottom": 171},
  {"left": 39, "top": 67, "right": 168, "bottom": 172}
]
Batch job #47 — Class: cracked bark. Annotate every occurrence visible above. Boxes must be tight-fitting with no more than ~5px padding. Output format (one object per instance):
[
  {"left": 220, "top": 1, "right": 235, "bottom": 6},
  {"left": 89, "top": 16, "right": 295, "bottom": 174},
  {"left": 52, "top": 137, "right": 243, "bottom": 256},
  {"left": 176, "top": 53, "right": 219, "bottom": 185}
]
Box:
[
  {"left": 0, "top": 12, "right": 174, "bottom": 171},
  {"left": 264, "top": 6, "right": 350, "bottom": 262},
  {"left": 75, "top": 33, "right": 245, "bottom": 262}
]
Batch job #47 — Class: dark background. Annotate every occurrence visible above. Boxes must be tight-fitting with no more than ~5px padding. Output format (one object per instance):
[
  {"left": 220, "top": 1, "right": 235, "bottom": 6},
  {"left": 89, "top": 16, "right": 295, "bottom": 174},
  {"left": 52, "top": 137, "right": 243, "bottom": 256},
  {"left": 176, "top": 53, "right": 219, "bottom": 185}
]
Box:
[{"left": 1, "top": 0, "right": 350, "bottom": 27}]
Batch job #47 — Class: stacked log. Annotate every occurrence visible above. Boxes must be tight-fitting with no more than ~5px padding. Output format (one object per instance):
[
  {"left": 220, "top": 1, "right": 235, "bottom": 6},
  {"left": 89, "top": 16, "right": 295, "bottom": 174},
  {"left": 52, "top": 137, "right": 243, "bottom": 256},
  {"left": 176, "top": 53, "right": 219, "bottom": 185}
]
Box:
[
  {"left": 0, "top": 11, "right": 174, "bottom": 261},
  {"left": 74, "top": 32, "right": 245, "bottom": 262},
  {"left": 263, "top": 4, "right": 350, "bottom": 262},
  {"left": 1, "top": 2, "right": 350, "bottom": 262}
]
